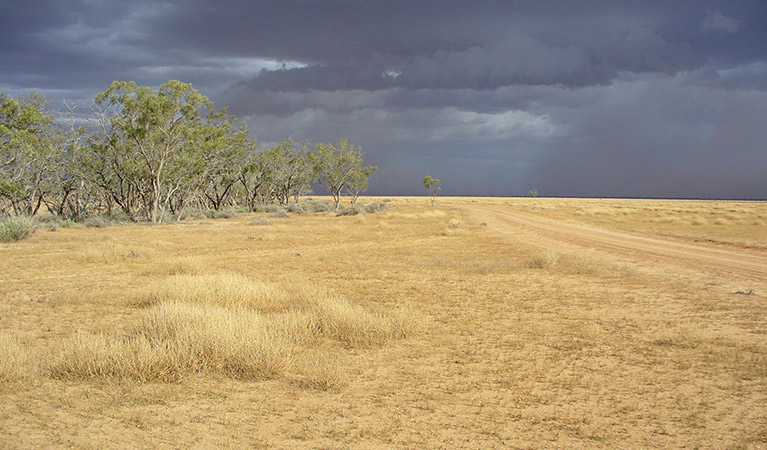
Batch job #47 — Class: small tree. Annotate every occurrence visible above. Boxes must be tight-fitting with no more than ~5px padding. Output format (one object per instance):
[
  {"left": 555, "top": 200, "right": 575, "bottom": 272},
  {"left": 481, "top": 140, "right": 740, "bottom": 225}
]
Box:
[
  {"left": 313, "top": 138, "right": 369, "bottom": 210},
  {"left": 528, "top": 189, "right": 539, "bottom": 197},
  {"left": 346, "top": 165, "right": 377, "bottom": 208},
  {"left": 423, "top": 176, "right": 441, "bottom": 207}
]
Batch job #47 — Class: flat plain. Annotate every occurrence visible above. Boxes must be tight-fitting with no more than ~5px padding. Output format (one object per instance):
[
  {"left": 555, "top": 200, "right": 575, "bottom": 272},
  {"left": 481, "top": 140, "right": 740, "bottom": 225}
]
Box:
[{"left": 1, "top": 196, "right": 766, "bottom": 449}]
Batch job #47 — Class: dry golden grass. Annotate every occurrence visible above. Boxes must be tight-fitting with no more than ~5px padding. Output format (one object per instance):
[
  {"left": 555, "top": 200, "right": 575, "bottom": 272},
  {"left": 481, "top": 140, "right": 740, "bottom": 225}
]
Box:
[
  {"left": 144, "top": 273, "right": 294, "bottom": 311},
  {"left": 0, "top": 334, "right": 29, "bottom": 381},
  {"left": 1, "top": 196, "right": 766, "bottom": 448}
]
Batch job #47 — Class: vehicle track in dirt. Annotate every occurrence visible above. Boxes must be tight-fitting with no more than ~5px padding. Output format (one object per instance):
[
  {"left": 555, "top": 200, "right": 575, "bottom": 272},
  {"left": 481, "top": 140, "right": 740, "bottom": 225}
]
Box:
[{"left": 472, "top": 205, "right": 767, "bottom": 283}]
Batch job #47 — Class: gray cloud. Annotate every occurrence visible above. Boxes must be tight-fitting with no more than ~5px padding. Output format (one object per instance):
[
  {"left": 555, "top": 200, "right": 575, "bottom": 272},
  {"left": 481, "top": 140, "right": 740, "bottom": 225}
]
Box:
[
  {"left": 701, "top": 11, "right": 740, "bottom": 33},
  {"left": 1, "top": 0, "right": 765, "bottom": 198}
]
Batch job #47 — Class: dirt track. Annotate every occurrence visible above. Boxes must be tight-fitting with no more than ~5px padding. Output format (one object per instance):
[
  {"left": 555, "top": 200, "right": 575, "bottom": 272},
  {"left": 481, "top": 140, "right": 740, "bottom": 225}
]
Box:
[{"left": 473, "top": 205, "right": 767, "bottom": 283}]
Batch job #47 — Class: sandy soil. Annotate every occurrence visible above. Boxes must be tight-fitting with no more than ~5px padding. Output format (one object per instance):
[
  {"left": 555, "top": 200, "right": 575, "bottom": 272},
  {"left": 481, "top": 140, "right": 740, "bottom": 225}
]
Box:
[{"left": 473, "top": 205, "right": 767, "bottom": 282}]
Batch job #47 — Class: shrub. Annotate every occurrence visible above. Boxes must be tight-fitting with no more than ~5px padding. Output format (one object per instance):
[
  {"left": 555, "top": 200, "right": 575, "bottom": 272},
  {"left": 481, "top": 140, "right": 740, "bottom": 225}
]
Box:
[
  {"left": 304, "top": 199, "right": 332, "bottom": 213},
  {"left": 335, "top": 207, "right": 359, "bottom": 217},
  {"left": 248, "top": 217, "right": 271, "bottom": 226},
  {"left": 178, "top": 207, "right": 208, "bottom": 220},
  {"left": 526, "top": 250, "right": 559, "bottom": 269},
  {"left": 83, "top": 215, "right": 111, "bottom": 228},
  {"left": 297, "top": 352, "right": 345, "bottom": 391},
  {"left": 210, "top": 208, "right": 239, "bottom": 219},
  {"left": 286, "top": 203, "right": 309, "bottom": 215},
  {"left": 312, "top": 295, "right": 403, "bottom": 346},
  {"left": 0, "top": 216, "right": 37, "bottom": 242},
  {"left": 364, "top": 202, "right": 386, "bottom": 214},
  {"left": 271, "top": 208, "right": 289, "bottom": 218}
]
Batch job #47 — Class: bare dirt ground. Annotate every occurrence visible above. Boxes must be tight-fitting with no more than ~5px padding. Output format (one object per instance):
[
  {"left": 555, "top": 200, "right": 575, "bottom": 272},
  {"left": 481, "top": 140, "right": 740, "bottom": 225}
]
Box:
[
  {"left": 472, "top": 205, "right": 767, "bottom": 283},
  {"left": 1, "top": 197, "right": 766, "bottom": 449}
]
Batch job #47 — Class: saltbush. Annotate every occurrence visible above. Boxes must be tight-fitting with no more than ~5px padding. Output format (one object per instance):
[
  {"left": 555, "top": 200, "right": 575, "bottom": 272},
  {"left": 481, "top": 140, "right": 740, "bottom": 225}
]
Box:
[{"left": 0, "top": 216, "right": 37, "bottom": 242}]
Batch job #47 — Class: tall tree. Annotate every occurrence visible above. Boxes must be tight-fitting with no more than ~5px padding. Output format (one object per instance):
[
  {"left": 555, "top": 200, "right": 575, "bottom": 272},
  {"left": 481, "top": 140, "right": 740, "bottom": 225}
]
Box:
[
  {"left": 93, "top": 80, "right": 213, "bottom": 222},
  {"left": 313, "top": 138, "right": 372, "bottom": 210},
  {"left": 0, "top": 93, "right": 58, "bottom": 216}
]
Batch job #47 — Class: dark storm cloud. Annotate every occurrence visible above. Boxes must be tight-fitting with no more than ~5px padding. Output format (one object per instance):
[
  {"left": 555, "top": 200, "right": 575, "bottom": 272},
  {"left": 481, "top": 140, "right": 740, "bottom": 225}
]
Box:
[{"left": 1, "top": 0, "right": 765, "bottom": 198}]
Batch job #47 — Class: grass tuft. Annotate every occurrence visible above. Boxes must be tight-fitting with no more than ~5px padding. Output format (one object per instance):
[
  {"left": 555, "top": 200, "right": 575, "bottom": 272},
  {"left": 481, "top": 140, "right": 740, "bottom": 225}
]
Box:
[
  {"left": 526, "top": 250, "right": 560, "bottom": 269},
  {"left": 145, "top": 273, "right": 295, "bottom": 312},
  {"left": 296, "top": 352, "right": 345, "bottom": 391},
  {"left": 0, "top": 216, "right": 37, "bottom": 242},
  {"left": 0, "top": 334, "right": 30, "bottom": 380}
]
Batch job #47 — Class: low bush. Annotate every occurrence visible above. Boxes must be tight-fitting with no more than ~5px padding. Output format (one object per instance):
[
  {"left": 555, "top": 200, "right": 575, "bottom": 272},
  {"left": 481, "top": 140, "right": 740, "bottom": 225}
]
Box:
[
  {"left": 248, "top": 217, "right": 271, "bottom": 226},
  {"left": 209, "top": 208, "right": 239, "bottom": 219},
  {"left": 83, "top": 215, "right": 112, "bottom": 228},
  {"left": 335, "top": 206, "right": 359, "bottom": 217},
  {"left": 304, "top": 199, "right": 332, "bottom": 213},
  {"left": 178, "top": 207, "right": 208, "bottom": 220},
  {"left": 0, "top": 216, "right": 37, "bottom": 242},
  {"left": 145, "top": 273, "right": 295, "bottom": 312},
  {"left": 286, "top": 203, "right": 309, "bottom": 215},
  {"left": 364, "top": 202, "right": 386, "bottom": 214},
  {"left": 271, "top": 208, "right": 289, "bottom": 218}
]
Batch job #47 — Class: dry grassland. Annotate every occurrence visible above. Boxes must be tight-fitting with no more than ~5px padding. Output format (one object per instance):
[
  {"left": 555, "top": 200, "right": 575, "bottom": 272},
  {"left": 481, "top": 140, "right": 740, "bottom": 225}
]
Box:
[{"left": 1, "top": 196, "right": 766, "bottom": 449}]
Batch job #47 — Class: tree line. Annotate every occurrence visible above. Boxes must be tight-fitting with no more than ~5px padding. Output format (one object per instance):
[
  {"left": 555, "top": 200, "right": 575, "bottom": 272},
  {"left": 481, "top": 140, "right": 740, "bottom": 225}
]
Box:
[{"left": 0, "top": 80, "right": 376, "bottom": 223}]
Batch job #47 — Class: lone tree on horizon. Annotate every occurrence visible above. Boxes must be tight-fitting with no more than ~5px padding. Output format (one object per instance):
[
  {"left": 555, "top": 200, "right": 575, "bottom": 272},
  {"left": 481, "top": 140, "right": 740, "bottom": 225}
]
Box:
[{"left": 423, "top": 175, "right": 441, "bottom": 207}]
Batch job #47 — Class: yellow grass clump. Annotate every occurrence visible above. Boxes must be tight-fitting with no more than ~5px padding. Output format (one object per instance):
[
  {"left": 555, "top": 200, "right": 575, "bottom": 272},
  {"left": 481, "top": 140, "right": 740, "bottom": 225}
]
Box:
[
  {"left": 145, "top": 273, "right": 294, "bottom": 312},
  {"left": 52, "top": 302, "right": 292, "bottom": 382},
  {"left": 0, "top": 334, "right": 30, "bottom": 381},
  {"left": 49, "top": 332, "right": 181, "bottom": 382},
  {"left": 296, "top": 351, "right": 346, "bottom": 391},
  {"left": 51, "top": 273, "right": 419, "bottom": 382},
  {"left": 526, "top": 250, "right": 560, "bottom": 269},
  {"left": 313, "top": 295, "right": 412, "bottom": 346}
]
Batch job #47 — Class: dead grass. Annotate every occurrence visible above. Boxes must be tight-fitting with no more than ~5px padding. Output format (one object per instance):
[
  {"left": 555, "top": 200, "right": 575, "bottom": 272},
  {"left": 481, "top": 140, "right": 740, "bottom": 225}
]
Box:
[
  {"left": 52, "top": 302, "right": 291, "bottom": 381},
  {"left": 526, "top": 250, "right": 560, "bottom": 269},
  {"left": 1, "top": 196, "right": 766, "bottom": 449},
  {"left": 0, "top": 334, "right": 30, "bottom": 381},
  {"left": 51, "top": 272, "right": 418, "bottom": 383},
  {"left": 145, "top": 273, "right": 294, "bottom": 312},
  {"left": 295, "top": 351, "right": 346, "bottom": 391}
]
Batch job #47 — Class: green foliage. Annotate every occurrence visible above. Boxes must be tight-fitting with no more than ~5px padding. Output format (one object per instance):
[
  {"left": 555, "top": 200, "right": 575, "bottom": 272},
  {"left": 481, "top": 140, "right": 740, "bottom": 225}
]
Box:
[
  {"left": 364, "top": 202, "right": 386, "bottom": 214},
  {"left": 528, "top": 189, "right": 539, "bottom": 197},
  {"left": 423, "top": 176, "right": 441, "bottom": 207},
  {"left": 0, "top": 216, "right": 37, "bottom": 242},
  {"left": 1, "top": 83, "right": 376, "bottom": 222},
  {"left": 313, "top": 139, "right": 375, "bottom": 210},
  {"left": 335, "top": 206, "right": 359, "bottom": 216}
]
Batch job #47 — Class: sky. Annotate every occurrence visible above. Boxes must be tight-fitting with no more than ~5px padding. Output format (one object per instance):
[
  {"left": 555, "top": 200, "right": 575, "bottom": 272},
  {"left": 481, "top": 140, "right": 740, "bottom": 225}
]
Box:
[{"left": 1, "top": 0, "right": 766, "bottom": 199}]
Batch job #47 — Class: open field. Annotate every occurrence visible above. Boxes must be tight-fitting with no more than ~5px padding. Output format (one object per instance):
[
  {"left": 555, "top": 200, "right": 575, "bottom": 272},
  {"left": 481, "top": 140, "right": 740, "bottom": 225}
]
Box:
[{"left": 1, "top": 196, "right": 767, "bottom": 449}]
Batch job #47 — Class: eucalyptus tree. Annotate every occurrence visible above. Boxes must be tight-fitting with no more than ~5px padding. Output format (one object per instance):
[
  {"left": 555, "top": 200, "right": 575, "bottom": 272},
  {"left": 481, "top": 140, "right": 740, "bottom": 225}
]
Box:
[
  {"left": 345, "top": 165, "right": 377, "bottom": 207},
  {"left": 92, "top": 80, "right": 214, "bottom": 223},
  {"left": 264, "top": 138, "right": 316, "bottom": 205},
  {"left": 313, "top": 138, "right": 373, "bottom": 210},
  {"left": 0, "top": 93, "right": 60, "bottom": 216},
  {"left": 423, "top": 175, "right": 441, "bottom": 207},
  {"left": 180, "top": 108, "right": 254, "bottom": 212}
]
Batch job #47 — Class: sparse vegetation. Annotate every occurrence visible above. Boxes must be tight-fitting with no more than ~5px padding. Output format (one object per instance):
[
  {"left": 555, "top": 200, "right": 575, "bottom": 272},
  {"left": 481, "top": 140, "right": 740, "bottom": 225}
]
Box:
[
  {"left": 2, "top": 196, "right": 766, "bottom": 448},
  {"left": 0, "top": 215, "right": 36, "bottom": 242},
  {"left": 0, "top": 334, "right": 29, "bottom": 380},
  {"left": 423, "top": 175, "right": 441, "bottom": 207},
  {"left": 2, "top": 87, "right": 377, "bottom": 221}
]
